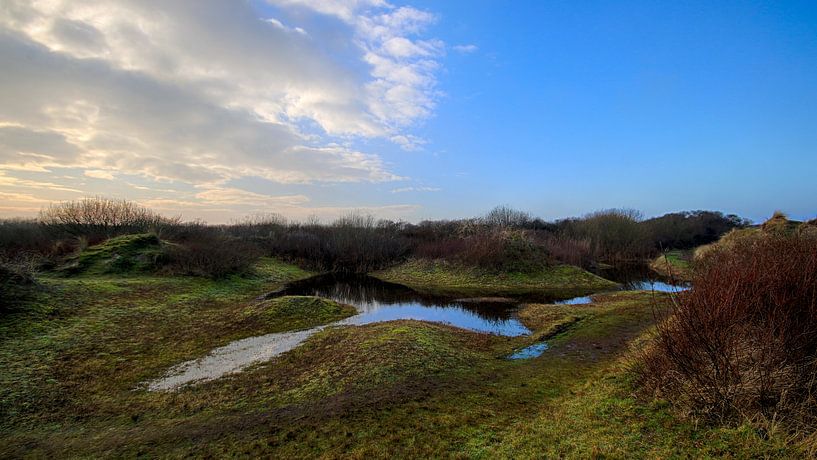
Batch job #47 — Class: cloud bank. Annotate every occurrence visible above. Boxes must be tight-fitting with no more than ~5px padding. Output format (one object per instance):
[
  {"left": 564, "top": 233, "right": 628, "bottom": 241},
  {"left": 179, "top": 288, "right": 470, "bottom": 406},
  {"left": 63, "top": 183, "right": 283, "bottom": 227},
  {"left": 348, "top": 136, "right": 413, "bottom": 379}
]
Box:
[{"left": 0, "top": 0, "right": 445, "bottom": 220}]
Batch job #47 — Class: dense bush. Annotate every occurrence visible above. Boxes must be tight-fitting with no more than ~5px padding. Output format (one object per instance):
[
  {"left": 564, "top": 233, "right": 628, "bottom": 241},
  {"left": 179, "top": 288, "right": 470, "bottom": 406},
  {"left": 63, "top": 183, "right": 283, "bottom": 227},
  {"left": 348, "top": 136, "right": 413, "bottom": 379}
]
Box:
[
  {"left": 160, "top": 233, "right": 262, "bottom": 278},
  {"left": 638, "top": 229, "right": 817, "bottom": 435},
  {"left": 416, "top": 229, "right": 551, "bottom": 273},
  {"left": 255, "top": 213, "right": 411, "bottom": 273},
  {"left": 642, "top": 210, "right": 750, "bottom": 250},
  {"left": 0, "top": 219, "right": 54, "bottom": 258},
  {"left": 556, "top": 209, "right": 653, "bottom": 263},
  {"left": 539, "top": 234, "right": 593, "bottom": 269},
  {"left": 0, "top": 257, "right": 37, "bottom": 312}
]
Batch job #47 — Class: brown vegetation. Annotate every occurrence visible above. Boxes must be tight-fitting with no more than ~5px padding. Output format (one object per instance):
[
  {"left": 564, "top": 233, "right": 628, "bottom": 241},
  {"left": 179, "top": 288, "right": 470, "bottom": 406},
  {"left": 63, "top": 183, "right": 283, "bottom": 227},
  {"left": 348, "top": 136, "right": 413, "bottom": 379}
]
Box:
[
  {"left": 638, "top": 218, "right": 817, "bottom": 440},
  {"left": 39, "top": 197, "right": 179, "bottom": 239},
  {"left": 0, "top": 198, "right": 752, "bottom": 277}
]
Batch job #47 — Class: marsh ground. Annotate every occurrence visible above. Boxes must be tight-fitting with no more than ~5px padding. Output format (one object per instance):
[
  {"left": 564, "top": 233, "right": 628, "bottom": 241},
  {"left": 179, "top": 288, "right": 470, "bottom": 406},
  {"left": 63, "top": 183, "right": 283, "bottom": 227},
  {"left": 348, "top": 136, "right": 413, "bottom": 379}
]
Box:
[{"left": 0, "top": 259, "right": 794, "bottom": 458}]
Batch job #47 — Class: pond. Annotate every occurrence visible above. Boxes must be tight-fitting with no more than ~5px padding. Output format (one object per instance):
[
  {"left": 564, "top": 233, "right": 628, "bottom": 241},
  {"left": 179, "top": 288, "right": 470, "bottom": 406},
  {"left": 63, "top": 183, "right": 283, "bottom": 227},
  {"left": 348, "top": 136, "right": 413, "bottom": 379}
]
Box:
[
  {"left": 146, "top": 267, "right": 690, "bottom": 390},
  {"left": 555, "top": 265, "right": 690, "bottom": 305},
  {"left": 279, "top": 275, "right": 530, "bottom": 336}
]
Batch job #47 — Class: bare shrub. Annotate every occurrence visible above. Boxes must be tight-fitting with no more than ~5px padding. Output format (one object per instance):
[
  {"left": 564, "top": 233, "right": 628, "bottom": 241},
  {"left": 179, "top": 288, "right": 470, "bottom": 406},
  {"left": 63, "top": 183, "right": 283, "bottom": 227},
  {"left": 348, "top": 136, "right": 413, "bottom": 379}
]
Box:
[
  {"left": 161, "top": 233, "right": 261, "bottom": 278},
  {"left": 415, "top": 229, "right": 551, "bottom": 273},
  {"left": 637, "top": 230, "right": 817, "bottom": 436},
  {"left": 230, "top": 212, "right": 411, "bottom": 273},
  {"left": 540, "top": 234, "right": 593, "bottom": 268},
  {"left": 480, "top": 206, "right": 532, "bottom": 228},
  {"left": 40, "top": 197, "right": 179, "bottom": 239},
  {"left": 559, "top": 209, "right": 653, "bottom": 263}
]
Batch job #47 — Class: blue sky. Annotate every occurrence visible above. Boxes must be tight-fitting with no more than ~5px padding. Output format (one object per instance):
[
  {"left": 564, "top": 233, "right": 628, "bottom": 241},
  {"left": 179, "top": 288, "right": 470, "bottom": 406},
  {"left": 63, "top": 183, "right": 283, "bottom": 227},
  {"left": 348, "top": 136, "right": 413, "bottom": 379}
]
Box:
[{"left": 1, "top": 1, "right": 815, "bottom": 223}]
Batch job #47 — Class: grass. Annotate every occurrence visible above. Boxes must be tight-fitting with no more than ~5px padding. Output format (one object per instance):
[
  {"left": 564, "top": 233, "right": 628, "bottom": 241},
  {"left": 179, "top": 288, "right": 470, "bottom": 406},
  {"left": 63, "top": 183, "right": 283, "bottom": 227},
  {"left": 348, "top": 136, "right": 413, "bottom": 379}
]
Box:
[
  {"left": 649, "top": 249, "right": 693, "bottom": 282},
  {"left": 60, "top": 233, "right": 165, "bottom": 275},
  {"left": 249, "top": 295, "right": 357, "bottom": 331},
  {"left": 372, "top": 258, "right": 619, "bottom": 298},
  {"left": 0, "top": 261, "right": 800, "bottom": 458}
]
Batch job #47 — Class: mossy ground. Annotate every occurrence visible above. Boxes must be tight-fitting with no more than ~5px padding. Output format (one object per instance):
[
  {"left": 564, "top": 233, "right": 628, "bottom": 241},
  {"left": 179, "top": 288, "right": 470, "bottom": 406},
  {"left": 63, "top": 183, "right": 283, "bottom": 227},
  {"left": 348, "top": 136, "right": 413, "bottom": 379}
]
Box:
[
  {"left": 248, "top": 295, "right": 357, "bottom": 331},
  {"left": 0, "top": 261, "right": 799, "bottom": 458},
  {"left": 373, "top": 258, "right": 618, "bottom": 298},
  {"left": 60, "top": 233, "right": 165, "bottom": 275}
]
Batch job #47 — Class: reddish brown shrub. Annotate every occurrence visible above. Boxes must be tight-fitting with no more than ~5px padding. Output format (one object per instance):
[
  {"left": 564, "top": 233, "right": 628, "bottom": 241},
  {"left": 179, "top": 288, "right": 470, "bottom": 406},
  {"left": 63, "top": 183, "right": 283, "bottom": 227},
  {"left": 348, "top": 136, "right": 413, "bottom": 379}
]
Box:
[
  {"left": 638, "top": 232, "right": 817, "bottom": 434},
  {"left": 540, "top": 234, "right": 593, "bottom": 268},
  {"left": 415, "top": 230, "right": 551, "bottom": 273}
]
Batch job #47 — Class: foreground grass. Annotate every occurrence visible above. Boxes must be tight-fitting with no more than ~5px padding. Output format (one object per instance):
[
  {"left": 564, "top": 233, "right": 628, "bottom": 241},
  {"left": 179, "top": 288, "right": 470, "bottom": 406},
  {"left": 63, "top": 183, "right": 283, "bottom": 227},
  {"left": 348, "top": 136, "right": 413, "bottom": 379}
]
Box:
[
  {"left": 0, "top": 264, "right": 797, "bottom": 457},
  {"left": 373, "top": 258, "right": 618, "bottom": 298}
]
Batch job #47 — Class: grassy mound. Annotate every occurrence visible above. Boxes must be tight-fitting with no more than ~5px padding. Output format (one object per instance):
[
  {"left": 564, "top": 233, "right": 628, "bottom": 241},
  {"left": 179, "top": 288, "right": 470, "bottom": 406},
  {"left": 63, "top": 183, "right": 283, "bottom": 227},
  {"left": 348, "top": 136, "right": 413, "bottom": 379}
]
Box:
[
  {"left": 373, "top": 258, "right": 617, "bottom": 297},
  {"left": 649, "top": 250, "right": 692, "bottom": 282},
  {"left": 694, "top": 212, "right": 814, "bottom": 261},
  {"left": 61, "top": 233, "right": 164, "bottom": 275},
  {"left": 255, "top": 320, "right": 494, "bottom": 403},
  {"left": 243, "top": 295, "right": 357, "bottom": 332}
]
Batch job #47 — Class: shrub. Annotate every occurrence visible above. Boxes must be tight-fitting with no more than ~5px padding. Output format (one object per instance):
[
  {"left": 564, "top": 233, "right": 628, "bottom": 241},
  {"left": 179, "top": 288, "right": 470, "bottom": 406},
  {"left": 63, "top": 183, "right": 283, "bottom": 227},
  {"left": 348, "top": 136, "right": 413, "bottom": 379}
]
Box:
[
  {"left": 253, "top": 213, "right": 411, "bottom": 273},
  {"left": 0, "top": 256, "right": 37, "bottom": 312},
  {"left": 558, "top": 209, "right": 653, "bottom": 263},
  {"left": 637, "top": 229, "right": 817, "bottom": 436},
  {"left": 0, "top": 219, "right": 57, "bottom": 259},
  {"left": 40, "top": 197, "right": 179, "bottom": 239},
  {"left": 540, "top": 234, "right": 593, "bottom": 268},
  {"left": 415, "top": 229, "right": 551, "bottom": 273},
  {"left": 160, "top": 233, "right": 261, "bottom": 278},
  {"left": 642, "top": 210, "right": 750, "bottom": 250}
]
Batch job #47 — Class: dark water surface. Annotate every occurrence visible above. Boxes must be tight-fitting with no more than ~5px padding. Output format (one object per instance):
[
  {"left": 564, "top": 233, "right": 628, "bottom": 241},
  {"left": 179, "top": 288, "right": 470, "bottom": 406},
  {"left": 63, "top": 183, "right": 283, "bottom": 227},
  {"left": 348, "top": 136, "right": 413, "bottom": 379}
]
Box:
[{"left": 280, "top": 275, "right": 531, "bottom": 336}]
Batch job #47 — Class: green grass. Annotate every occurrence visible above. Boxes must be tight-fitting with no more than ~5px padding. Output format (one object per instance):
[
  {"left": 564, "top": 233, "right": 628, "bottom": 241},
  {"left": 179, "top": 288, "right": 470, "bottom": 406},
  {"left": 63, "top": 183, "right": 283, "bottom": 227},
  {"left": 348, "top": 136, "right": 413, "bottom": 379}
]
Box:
[
  {"left": 0, "top": 262, "right": 800, "bottom": 458},
  {"left": 248, "top": 295, "right": 357, "bottom": 331},
  {"left": 373, "top": 258, "right": 619, "bottom": 297},
  {"left": 650, "top": 250, "right": 693, "bottom": 282},
  {"left": 60, "top": 233, "right": 165, "bottom": 275}
]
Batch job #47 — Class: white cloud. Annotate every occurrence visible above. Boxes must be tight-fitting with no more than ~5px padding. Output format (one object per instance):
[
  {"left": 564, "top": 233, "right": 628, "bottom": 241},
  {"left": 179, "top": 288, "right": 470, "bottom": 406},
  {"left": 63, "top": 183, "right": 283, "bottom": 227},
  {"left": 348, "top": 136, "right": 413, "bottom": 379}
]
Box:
[
  {"left": 84, "top": 170, "right": 115, "bottom": 180},
  {"left": 0, "top": 0, "right": 445, "bottom": 220},
  {"left": 452, "top": 44, "right": 478, "bottom": 54},
  {"left": 0, "top": 0, "right": 445, "bottom": 186},
  {"left": 390, "top": 186, "right": 441, "bottom": 193},
  {"left": 194, "top": 188, "right": 310, "bottom": 207}
]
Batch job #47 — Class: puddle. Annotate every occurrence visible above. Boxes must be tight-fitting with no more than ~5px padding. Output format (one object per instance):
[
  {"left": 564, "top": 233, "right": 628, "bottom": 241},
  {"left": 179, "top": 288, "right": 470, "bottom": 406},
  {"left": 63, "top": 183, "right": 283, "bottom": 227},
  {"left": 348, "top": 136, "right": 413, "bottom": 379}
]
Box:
[
  {"left": 555, "top": 295, "right": 593, "bottom": 305},
  {"left": 553, "top": 265, "right": 691, "bottom": 306},
  {"left": 627, "top": 279, "right": 689, "bottom": 292},
  {"left": 507, "top": 342, "right": 549, "bottom": 359}
]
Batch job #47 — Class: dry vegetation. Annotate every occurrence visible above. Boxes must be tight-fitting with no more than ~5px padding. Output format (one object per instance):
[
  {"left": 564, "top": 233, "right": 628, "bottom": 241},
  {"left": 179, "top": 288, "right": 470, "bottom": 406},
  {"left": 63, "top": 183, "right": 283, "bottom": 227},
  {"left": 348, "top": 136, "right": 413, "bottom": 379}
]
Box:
[
  {"left": 1, "top": 199, "right": 749, "bottom": 281},
  {"left": 638, "top": 215, "right": 817, "bottom": 449}
]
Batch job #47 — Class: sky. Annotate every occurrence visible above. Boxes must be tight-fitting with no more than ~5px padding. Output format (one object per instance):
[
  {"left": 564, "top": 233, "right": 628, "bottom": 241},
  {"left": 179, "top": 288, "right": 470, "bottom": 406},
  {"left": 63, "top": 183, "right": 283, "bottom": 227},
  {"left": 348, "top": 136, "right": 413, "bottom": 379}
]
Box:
[{"left": 0, "top": 0, "right": 815, "bottom": 223}]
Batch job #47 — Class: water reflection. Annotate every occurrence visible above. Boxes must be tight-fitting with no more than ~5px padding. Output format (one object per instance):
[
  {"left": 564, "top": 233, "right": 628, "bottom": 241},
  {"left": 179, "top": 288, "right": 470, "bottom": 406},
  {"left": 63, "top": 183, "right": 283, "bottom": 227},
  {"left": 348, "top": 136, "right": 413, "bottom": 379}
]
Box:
[
  {"left": 598, "top": 264, "right": 690, "bottom": 291},
  {"left": 507, "top": 342, "right": 549, "bottom": 360},
  {"left": 280, "top": 275, "right": 530, "bottom": 336}
]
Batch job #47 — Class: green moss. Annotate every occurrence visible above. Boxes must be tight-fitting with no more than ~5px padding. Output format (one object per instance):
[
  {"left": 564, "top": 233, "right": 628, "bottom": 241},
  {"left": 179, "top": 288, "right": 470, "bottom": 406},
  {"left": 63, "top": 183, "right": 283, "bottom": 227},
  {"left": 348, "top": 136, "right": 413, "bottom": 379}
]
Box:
[
  {"left": 373, "top": 258, "right": 618, "bottom": 297},
  {"left": 245, "top": 295, "right": 357, "bottom": 332},
  {"left": 253, "top": 257, "right": 312, "bottom": 282},
  {"left": 61, "top": 233, "right": 164, "bottom": 275}
]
